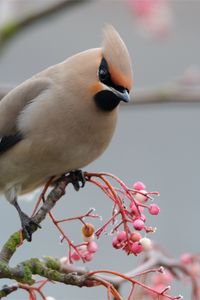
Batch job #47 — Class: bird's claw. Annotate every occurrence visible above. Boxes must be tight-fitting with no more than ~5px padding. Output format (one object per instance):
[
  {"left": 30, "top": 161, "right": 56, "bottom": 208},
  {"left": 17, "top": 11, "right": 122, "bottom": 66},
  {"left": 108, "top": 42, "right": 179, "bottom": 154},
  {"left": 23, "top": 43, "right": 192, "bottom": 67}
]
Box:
[
  {"left": 69, "top": 170, "right": 86, "bottom": 191},
  {"left": 20, "top": 212, "right": 41, "bottom": 242}
]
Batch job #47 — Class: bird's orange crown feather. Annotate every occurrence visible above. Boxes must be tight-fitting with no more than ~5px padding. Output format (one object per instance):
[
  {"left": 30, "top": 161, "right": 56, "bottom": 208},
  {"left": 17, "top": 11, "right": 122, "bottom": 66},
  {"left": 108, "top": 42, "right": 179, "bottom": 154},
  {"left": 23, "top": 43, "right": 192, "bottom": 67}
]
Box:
[{"left": 102, "top": 25, "right": 133, "bottom": 92}]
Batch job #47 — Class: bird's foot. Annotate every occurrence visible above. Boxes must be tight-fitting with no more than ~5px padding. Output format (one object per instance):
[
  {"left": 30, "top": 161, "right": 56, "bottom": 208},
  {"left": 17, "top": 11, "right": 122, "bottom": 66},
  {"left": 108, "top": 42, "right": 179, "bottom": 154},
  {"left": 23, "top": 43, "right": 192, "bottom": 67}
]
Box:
[
  {"left": 69, "top": 170, "right": 86, "bottom": 191},
  {"left": 19, "top": 211, "right": 41, "bottom": 242},
  {"left": 13, "top": 198, "right": 41, "bottom": 242}
]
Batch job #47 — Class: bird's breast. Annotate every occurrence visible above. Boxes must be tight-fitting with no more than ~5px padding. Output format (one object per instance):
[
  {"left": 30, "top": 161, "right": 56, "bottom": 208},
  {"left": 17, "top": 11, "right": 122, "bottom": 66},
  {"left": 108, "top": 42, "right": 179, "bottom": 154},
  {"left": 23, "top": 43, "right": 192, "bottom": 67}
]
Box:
[
  {"left": 0, "top": 94, "right": 118, "bottom": 194},
  {"left": 57, "top": 108, "right": 118, "bottom": 171}
]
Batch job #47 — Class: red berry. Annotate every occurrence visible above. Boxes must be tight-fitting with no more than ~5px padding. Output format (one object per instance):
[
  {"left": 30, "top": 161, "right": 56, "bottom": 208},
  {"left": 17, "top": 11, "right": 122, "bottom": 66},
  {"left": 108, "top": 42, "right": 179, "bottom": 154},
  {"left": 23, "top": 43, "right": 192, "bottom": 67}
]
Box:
[
  {"left": 84, "top": 252, "right": 94, "bottom": 262},
  {"left": 133, "top": 219, "right": 145, "bottom": 230},
  {"left": 117, "top": 231, "right": 127, "bottom": 242},
  {"left": 130, "top": 232, "right": 141, "bottom": 242},
  {"left": 71, "top": 251, "right": 81, "bottom": 261},
  {"left": 135, "top": 191, "right": 148, "bottom": 203},
  {"left": 180, "top": 253, "right": 193, "bottom": 264},
  {"left": 149, "top": 203, "right": 160, "bottom": 215},
  {"left": 112, "top": 237, "right": 122, "bottom": 249},
  {"left": 87, "top": 241, "right": 98, "bottom": 253},
  {"left": 133, "top": 181, "right": 146, "bottom": 190},
  {"left": 131, "top": 242, "right": 143, "bottom": 255}
]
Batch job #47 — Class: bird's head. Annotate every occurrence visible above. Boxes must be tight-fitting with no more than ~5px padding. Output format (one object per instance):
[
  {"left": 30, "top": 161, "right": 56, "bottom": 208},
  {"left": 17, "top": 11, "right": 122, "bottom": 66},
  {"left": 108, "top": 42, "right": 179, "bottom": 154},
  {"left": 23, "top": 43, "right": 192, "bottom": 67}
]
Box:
[{"left": 93, "top": 25, "right": 133, "bottom": 111}]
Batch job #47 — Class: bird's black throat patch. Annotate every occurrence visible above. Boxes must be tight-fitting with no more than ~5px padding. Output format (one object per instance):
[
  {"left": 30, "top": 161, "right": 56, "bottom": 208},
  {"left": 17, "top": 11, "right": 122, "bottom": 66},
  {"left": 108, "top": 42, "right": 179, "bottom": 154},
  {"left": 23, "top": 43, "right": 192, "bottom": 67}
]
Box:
[
  {"left": 98, "top": 57, "right": 127, "bottom": 93},
  {"left": 94, "top": 90, "right": 120, "bottom": 112}
]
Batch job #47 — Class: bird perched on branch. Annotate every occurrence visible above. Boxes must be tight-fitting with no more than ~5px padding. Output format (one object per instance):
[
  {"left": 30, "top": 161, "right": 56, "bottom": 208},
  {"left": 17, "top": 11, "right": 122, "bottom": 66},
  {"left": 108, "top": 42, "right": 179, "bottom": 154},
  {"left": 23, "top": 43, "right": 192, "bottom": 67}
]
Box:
[{"left": 0, "top": 25, "right": 133, "bottom": 241}]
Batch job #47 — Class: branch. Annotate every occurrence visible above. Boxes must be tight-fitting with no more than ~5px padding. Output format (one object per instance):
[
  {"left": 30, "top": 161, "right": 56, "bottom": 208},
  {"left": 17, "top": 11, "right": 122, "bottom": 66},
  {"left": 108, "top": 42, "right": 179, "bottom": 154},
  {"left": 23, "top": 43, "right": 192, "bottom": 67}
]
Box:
[
  {"left": 0, "top": 172, "right": 197, "bottom": 299},
  {"left": 0, "top": 175, "right": 70, "bottom": 264},
  {"left": 0, "top": 84, "right": 200, "bottom": 105},
  {"left": 131, "top": 85, "right": 200, "bottom": 105},
  {"left": 0, "top": 0, "right": 89, "bottom": 50},
  {"left": 0, "top": 248, "right": 193, "bottom": 298},
  {"left": 0, "top": 284, "right": 18, "bottom": 298}
]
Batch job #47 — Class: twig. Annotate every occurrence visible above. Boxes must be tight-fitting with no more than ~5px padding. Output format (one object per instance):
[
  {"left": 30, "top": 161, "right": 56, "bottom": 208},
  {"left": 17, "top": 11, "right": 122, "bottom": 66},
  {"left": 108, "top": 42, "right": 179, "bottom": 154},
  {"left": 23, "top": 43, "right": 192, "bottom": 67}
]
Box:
[
  {"left": 1, "top": 84, "right": 200, "bottom": 105},
  {"left": 0, "top": 0, "right": 89, "bottom": 50},
  {"left": 0, "top": 172, "right": 198, "bottom": 299},
  {"left": 131, "top": 85, "right": 200, "bottom": 105},
  {"left": 0, "top": 175, "right": 70, "bottom": 264},
  {"left": 0, "top": 284, "right": 18, "bottom": 298},
  {"left": 0, "top": 248, "right": 191, "bottom": 299}
]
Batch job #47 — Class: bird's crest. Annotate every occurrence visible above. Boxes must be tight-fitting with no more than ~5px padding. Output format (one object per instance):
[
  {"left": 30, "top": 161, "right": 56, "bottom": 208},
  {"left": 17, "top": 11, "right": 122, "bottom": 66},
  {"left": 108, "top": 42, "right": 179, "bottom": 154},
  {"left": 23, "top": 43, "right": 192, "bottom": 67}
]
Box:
[{"left": 102, "top": 25, "right": 133, "bottom": 92}]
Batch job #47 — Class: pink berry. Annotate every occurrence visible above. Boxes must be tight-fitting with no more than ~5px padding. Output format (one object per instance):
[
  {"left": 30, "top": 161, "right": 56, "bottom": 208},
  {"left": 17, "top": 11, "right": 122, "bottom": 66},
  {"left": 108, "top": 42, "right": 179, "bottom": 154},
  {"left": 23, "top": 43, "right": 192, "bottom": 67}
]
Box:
[
  {"left": 87, "top": 241, "right": 98, "bottom": 253},
  {"left": 117, "top": 231, "right": 127, "bottom": 242},
  {"left": 71, "top": 251, "right": 81, "bottom": 261},
  {"left": 133, "top": 219, "right": 145, "bottom": 230},
  {"left": 112, "top": 237, "right": 121, "bottom": 249},
  {"left": 130, "top": 202, "right": 144, "bottom": 216},
  {"left": 84, "top": 252, "right": 94, "bottom": 262},
  {"left": 133, "top": 181, "right": 146, "bottom": 190},
  {"left": 78, "top": 245, "right": 87, "bottom": 255},
  {"left": 130, "top": 202, "right": 140, "bottom": 215},
  {"left": 135, "top": 190, "right": 148, "bottom": 203},
  {"left": 131, "top": 242, "right": 143, "bottom": 255},
  {"left": 149, "top": 203, "right": 160, "bottom": 215},
  {"left": 153, "top": 271, "right": 173, "bottom": 285},
  {"left": 180, "top": 253, "right": 193, "bottom": 264},
  {"left": 130, "top": 232, "right": 141, "bottom": 242}
]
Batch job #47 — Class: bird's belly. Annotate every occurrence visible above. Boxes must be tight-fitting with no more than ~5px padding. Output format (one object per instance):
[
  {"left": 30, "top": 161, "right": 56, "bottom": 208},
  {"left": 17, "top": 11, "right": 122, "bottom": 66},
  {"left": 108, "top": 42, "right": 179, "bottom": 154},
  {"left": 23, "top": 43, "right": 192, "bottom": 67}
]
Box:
[
  {"left": 0, "top": 108, "right": 117, "bottom": 195},
  {"left": 0, "top": 136, "right": 108, "bottom": 194}
]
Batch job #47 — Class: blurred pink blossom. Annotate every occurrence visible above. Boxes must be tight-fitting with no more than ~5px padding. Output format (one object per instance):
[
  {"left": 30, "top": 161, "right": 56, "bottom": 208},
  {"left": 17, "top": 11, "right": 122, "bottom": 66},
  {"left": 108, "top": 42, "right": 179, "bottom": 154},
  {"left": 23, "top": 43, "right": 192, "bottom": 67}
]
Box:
[{"left": 127, "top": 0, "right": 172, "bottom": 39}]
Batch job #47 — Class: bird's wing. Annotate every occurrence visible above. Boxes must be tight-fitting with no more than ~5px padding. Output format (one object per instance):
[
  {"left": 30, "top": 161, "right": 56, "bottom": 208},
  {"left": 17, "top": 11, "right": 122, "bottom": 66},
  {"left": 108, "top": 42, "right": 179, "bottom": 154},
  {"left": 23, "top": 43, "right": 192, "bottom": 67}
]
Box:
[
  {"left": 0, "top": 133, "right": 23, "bottom": 154},
  {"left": 0, "top": 85, "right": 13, "bottom": 101},
  {"left": 0, "top": 77, "right": 52, "bottom": 153}
]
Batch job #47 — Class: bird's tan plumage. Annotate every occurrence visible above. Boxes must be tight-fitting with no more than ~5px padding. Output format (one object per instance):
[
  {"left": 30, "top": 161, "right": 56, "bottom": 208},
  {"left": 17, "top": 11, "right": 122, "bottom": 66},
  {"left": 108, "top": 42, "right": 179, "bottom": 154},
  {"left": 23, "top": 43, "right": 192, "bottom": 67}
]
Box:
[
  {"left": 102, "top": 25, "right": 133, "bottom": 91},
  {"left": 0, "top": 26, "right": 133, "bottom": 200}
]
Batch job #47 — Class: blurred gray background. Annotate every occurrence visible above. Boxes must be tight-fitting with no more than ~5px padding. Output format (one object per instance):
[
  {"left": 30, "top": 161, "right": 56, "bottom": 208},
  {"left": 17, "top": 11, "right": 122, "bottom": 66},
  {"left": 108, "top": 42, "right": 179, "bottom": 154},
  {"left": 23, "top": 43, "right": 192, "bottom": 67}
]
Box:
[{"left": 0, "top": 0, "right": 200, "bottom": 299}]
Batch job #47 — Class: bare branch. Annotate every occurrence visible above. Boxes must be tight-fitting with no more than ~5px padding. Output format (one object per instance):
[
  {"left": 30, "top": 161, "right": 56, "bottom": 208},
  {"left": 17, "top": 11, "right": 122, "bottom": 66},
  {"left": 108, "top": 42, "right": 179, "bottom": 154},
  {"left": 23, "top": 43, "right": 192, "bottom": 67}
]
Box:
[
  {"left": 0, "top": 0, "right": 89, "bottom": 50},
  {"left": 1, "top": 84, "right": 200, "bottom": 105},
  {"left": 0, "top": 248, "right": 196, "bottom": 298},
  {"left": 0, "top": 284, "right": 18, "bottom": 298},
  {"left": 0, "top": 172, "right": 198, "bottom": 299},
  {"left": 131, "top": 85, "right": 200, "bottom": 105},
  {"left": 0, "top": 175, "right": 70, "bottom": 264}
]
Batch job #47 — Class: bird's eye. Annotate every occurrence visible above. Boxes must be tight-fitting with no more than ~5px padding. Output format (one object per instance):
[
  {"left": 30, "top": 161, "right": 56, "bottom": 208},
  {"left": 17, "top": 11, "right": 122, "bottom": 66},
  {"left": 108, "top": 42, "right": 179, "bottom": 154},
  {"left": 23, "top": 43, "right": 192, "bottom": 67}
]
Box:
[
  {"left": 99, "top": 67, "right": 109, "bottom": 82},
  {"left": 98, "top": 57, "right": 111, "bottom": 84}
]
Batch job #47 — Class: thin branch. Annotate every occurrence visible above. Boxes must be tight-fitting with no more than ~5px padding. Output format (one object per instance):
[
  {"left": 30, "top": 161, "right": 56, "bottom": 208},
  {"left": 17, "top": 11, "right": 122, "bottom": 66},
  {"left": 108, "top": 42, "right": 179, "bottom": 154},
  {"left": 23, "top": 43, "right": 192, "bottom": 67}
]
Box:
[
  {"left": 0, "top": 248, "right": 193, "bottom": 298},
  {"left": 1, "top": 84, "right": 200, "bottom": 105},
  {"left": 0, "top": 172, "right": 198, "bottom": 299},
  {"left": 0, "top": 0, "right": 89, "bottom": 50},
  {"left": 131, "top": 85, "right": 200, "bottom": 105},
  {"left": 0, "top": 175, "right": 70, "bottom": 264},
  {"left": 0, "top": 284, "right": 18, "bottom": 298}
]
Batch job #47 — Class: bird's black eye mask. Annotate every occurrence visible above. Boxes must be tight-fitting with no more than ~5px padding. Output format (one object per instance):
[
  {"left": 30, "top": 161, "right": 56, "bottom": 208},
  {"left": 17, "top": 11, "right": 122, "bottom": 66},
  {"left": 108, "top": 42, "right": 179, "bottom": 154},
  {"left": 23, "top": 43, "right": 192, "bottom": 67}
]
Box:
[
  {"left": 95, "top": 57, "right": 130, "bottom": 112},
  {"left": 98, "top": 57, "right": 129, "bottom": 93}
]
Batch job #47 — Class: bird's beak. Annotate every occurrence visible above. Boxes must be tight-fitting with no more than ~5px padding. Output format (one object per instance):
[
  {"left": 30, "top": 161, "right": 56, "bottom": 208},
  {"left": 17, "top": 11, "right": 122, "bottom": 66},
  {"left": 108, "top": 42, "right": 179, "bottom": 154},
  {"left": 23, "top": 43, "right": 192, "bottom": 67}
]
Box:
[{"left": 112, "top": 88, "right": 130, "bottom": 103}]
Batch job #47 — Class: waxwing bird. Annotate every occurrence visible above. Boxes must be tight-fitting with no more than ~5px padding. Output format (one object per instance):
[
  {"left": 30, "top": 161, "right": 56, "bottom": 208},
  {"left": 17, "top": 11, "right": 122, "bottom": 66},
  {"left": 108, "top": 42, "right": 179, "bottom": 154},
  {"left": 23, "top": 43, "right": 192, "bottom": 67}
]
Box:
[{"left": 0, "top": 25, "right": 133, "bottom": 241}]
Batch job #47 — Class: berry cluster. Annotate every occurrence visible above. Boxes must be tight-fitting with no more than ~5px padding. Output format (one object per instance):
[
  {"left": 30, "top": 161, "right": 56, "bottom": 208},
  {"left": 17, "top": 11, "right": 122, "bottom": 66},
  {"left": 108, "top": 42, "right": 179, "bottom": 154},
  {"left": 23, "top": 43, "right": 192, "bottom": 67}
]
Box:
[
  {"left": 49, "top": 174, "right": 160, "bottom": 262},
  {"left": 70, "top": 223, "right": 98, "bottom": 262},
  {"left": 109, "top": 180, "right": 160, "bottom": 255}
]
